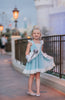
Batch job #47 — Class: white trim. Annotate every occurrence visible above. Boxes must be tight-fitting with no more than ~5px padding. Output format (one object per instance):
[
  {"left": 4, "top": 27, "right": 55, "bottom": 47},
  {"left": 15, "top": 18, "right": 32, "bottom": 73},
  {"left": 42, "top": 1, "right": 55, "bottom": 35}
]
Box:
[
  {"left": 23, "top": 64, "right": 55, "bottom": 74},
  {"left": 41, "top": 51, "right": 54, "bottom": 59}
]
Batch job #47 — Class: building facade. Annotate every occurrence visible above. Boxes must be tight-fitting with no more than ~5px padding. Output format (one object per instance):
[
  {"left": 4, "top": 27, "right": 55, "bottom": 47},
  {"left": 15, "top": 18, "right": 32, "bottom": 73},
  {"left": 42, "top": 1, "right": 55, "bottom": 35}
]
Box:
[{"left": 34, "top": 0, "right": 65, "bottom": 35}]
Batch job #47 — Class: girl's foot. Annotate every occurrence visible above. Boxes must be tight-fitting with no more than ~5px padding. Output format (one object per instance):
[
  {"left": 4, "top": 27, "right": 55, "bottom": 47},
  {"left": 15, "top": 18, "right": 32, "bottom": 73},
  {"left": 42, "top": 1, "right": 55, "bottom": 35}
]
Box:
[
  {"left": 27, "top": 90, "right": 36, "bottom": 96},
  {"left": 36, "top": 92, "right": 40, "bottom": 97},
  {"left": 27, "top": 92, "right": 36, "bottom": 96}
]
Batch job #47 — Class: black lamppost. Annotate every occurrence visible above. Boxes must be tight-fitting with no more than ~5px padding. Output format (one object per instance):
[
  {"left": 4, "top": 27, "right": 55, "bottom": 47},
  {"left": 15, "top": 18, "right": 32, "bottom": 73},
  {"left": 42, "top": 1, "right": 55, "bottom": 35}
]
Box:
[
  {"left": 0, "top": 24, "right": 4, "bottom": 36},
  {"left": 12, "top": 8, "right": 19, "bottom": 28}
]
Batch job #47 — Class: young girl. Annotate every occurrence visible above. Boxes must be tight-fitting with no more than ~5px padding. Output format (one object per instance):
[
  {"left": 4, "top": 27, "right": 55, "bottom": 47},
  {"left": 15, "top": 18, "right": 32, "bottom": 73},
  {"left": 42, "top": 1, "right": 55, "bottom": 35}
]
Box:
[{"left": 23, "top": 28, "right": 55, "bottom": 96}]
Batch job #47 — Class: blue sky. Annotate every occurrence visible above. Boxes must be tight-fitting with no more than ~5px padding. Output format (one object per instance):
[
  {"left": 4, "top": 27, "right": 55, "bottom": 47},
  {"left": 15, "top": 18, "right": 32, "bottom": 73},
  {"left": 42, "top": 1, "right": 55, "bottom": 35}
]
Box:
[{"left": 0, "top": 0, "right": 37, "bottom": 31}]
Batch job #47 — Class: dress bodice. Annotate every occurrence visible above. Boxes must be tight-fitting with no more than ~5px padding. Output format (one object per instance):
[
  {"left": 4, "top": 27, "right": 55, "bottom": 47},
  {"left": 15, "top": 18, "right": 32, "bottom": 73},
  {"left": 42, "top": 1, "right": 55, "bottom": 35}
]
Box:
[
  {"left": 28, "top": 40, "right": 44, "bottom": 52},
  {"left": 34, "top": 43, "right": 41, "bottom": 51}
]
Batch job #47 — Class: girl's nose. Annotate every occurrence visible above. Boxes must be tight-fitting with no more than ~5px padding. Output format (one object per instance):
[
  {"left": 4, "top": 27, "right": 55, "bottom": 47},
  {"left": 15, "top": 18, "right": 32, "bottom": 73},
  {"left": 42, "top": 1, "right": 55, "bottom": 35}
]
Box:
[{"left": 36, "top": 33, "right": 38, "bottom": 35}]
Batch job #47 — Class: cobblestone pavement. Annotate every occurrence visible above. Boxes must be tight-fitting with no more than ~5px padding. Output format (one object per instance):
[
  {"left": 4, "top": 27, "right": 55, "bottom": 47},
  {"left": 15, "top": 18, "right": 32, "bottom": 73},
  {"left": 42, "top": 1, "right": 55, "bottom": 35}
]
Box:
[{"left": 0, "top": 54, "right": 65, "bottom": 100}]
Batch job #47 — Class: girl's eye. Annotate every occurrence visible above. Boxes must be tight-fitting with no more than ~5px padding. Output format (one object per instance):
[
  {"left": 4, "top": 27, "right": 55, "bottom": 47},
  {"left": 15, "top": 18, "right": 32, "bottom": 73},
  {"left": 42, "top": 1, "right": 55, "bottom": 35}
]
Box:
[{"left": 33, "top": 33, "right": 40, "bottom": 34}]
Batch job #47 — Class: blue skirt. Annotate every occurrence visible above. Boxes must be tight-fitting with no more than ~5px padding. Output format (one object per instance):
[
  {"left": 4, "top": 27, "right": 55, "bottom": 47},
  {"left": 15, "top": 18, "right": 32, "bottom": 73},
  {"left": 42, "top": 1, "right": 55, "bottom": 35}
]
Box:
[{"left": 23, "top": 52, "right": 55, "bottom": 74}]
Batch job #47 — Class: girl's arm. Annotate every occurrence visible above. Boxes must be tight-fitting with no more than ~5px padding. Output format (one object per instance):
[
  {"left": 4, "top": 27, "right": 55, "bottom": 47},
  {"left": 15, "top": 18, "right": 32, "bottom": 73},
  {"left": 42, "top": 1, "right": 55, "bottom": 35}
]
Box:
[{"left": 25, "top": 42, "right": 32, "bottom": 56}]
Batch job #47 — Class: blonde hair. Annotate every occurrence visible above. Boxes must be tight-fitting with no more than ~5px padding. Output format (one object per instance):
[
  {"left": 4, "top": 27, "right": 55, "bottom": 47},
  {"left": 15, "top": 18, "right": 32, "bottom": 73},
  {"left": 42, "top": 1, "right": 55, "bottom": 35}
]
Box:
[{"left": 32, "top": 27, "right": 41, "bottom": 35}]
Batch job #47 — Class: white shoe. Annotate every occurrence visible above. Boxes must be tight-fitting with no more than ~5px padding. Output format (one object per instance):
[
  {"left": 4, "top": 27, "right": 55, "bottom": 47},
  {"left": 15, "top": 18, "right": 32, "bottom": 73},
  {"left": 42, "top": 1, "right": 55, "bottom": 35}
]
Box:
[
  {"left": 27, "top": 92, "right": 36, "bottom": 96},
  {"left": 36, "top": 94, "right": 40, "bottom": 97}
]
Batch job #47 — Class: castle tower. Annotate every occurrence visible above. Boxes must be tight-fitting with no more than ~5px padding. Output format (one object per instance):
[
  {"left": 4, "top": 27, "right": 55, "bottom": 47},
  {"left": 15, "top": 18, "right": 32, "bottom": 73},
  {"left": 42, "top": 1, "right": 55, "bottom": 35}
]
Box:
[
  {"left": 52, "top": 0, "right": 65, "bottom": 7},
  {"left": 34, "top": 0, "right": 53, "bottom": 29},
  {"left": 57, "top": 0, "right": 65, "bottom": 7}
]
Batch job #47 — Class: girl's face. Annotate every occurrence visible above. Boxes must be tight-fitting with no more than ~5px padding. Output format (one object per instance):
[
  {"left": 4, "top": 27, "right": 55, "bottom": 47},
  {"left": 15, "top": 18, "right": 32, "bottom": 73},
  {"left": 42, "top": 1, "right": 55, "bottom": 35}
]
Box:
[{"left": 32, "top": 29, "right": 41, "bottom": 40}]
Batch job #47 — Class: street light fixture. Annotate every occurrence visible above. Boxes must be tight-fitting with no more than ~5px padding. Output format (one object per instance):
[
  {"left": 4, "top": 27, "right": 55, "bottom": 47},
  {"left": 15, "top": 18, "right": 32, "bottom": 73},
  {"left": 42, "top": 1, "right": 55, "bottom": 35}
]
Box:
[
  {"left": 12, "top": 7, "right": 19, "bottom": 28},
  {"left": 27, "top": 36, "right": 31, "bottom": 39},
  {"left": 0, "top": 24, "right": 4, "bottom": 36}
]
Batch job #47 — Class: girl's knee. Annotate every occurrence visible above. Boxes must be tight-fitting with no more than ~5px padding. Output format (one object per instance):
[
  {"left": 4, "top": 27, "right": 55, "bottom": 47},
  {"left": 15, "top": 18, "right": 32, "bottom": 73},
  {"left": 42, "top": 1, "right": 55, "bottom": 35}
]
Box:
[
  {"left": 35, "top": 72, "right": 40, "bottom": 79},
  {"left": 30, "top": 74, "right": 34, "bottom": 79}
]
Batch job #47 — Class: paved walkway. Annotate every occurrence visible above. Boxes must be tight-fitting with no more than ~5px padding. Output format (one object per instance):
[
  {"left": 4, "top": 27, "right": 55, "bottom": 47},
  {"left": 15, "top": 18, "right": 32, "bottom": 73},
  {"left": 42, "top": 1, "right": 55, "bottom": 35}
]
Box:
[{"left": 0, "top": 54, "right": 65, "bottom": 100}]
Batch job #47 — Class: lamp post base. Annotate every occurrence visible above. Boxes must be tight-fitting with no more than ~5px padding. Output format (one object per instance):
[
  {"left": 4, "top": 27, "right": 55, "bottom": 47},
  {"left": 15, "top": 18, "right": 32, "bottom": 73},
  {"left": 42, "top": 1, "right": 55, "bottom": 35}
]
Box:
[{"left": 14, "top": 20, "right": 17, "bottom": 28}]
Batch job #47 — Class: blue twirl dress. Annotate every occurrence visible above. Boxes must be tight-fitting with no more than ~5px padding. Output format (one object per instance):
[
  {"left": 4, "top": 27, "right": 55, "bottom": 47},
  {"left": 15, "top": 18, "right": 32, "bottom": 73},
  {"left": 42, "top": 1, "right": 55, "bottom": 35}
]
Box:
[{"left": 23, "top": 40, "right": 55, "bottom": 74}]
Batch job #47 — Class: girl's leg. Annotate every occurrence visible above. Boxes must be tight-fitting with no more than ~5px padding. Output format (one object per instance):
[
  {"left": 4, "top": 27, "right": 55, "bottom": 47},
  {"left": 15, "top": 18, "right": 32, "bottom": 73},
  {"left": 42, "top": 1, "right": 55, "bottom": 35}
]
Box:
[
  {"left": 35, "top": 72, "right": 40, "bottom": 95},
  {"left": 28, "top": 74, "right": 35, "bottom": 93}
]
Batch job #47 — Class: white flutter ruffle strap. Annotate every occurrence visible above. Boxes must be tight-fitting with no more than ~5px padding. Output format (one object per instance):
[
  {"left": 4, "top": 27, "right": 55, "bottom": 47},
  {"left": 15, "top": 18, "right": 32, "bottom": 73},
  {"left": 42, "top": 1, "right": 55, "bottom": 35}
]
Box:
[
  {"left": 28, "top": 40, "right": 44, "bottom": 44},
  {"left": 28, "top": 40, "right": 32, "bottom": 43},
  {"left": 41, "top": 40, "right": 44, "bottom": 45}
]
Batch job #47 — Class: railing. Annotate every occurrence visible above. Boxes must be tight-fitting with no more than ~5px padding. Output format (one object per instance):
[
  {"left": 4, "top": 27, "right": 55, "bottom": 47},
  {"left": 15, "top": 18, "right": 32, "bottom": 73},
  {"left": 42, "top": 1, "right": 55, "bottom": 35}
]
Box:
[
  {"left": 42, "top": 35, "right": 65, "bottom": 78},
  {"left": 15, "top": 35, "right": 65, "bottom": 78},
  {"left": 15, "top": 39, "right": 28, "bottom": 65},
  {"left": 5, "top": 42, "right": 11, "bottom": 52}
]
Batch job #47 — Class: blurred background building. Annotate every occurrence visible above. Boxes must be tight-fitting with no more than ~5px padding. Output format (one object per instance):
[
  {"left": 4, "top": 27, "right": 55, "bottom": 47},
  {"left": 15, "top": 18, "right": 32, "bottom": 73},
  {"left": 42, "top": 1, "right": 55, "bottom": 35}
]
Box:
[{"left": 34, "top": 0, "right": 65, "bottom": 35}]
